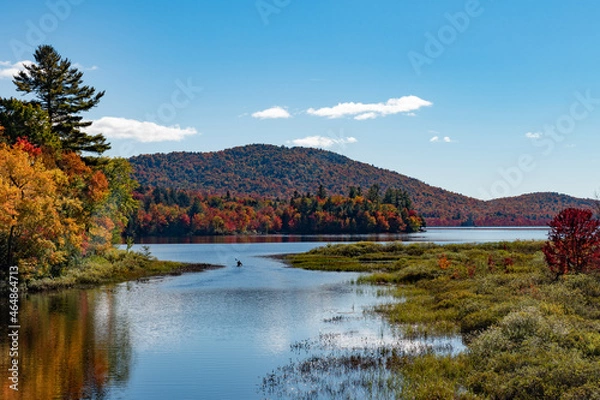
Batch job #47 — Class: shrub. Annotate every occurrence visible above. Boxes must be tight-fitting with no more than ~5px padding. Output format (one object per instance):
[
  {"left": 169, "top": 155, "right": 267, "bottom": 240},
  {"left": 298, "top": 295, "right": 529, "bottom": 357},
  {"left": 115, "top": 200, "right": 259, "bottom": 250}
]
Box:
[
  {"left": 543, "top": 208, "right": 600, "bottom": 277},
  {"left": 396, "top": 264, "right": 443, "bottom": 283}
]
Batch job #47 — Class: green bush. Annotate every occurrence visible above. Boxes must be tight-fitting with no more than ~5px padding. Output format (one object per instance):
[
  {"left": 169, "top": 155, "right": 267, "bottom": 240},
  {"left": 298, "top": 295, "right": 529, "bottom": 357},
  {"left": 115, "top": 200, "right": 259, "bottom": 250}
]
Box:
[{"left": 396, "top": 264, "right": 443, "bottom": 283}]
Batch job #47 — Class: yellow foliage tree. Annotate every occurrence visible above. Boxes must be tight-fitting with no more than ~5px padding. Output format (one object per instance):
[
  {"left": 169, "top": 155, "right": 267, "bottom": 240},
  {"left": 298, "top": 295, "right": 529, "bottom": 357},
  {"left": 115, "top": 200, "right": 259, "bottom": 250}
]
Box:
[
  {"left": 57, "top": 152, "right": 116, "bottom": 255},
  {"left": 0, "top": 142, "right": 84, "bottom": 278}
]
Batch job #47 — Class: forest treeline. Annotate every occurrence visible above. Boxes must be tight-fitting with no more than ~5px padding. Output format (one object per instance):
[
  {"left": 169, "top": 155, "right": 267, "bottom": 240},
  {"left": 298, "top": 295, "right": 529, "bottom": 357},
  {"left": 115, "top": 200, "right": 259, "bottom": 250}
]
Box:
[
  {"left": 129, "top": 145, "right": 596, "bottom": 227},
  {"left": 126, "top": 185, "right": 425, "bottom": 236}
]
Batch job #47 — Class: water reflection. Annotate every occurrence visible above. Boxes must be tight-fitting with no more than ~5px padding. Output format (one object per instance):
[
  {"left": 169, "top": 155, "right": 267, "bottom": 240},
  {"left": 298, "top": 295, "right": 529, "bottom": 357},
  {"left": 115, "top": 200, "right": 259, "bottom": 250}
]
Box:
[
  {"left": 135, "top": 233, "right": 410, "bottom": 245},
  {"left": 133, "top": 227, "right": 548, "bottom": 245},
  {"left": 0, "top": 289, "right": 132, "bottom": 400},
  {"left": 1, "top": 228, "right": 549, "bottom": 399}
]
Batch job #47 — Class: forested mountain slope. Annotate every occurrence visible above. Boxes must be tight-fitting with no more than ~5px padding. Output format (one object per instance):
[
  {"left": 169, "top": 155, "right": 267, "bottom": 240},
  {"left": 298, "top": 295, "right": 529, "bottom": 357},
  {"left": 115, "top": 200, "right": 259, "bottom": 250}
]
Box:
[{"left": 129, "top": 144, "right": 595, "bottom": 226}]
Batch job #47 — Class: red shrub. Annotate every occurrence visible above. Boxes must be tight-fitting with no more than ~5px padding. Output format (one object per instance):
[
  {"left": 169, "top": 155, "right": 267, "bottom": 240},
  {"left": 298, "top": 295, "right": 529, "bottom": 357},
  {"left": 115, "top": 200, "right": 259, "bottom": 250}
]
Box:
[
  {"left": 542, "top": 208, "right": 600, "bottom": 277},
  {"left": 14, "top": 137, "right": 42, "bottom": 157},
  {"left": 438, "top": 254, "right": 451, "bottom": 270}
]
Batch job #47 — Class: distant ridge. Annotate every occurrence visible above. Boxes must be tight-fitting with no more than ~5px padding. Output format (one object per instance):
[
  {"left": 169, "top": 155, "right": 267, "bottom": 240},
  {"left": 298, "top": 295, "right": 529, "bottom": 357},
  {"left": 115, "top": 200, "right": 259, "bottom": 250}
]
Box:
[{"left": 129, "top": 144, "right": 595, "bottom": 226}]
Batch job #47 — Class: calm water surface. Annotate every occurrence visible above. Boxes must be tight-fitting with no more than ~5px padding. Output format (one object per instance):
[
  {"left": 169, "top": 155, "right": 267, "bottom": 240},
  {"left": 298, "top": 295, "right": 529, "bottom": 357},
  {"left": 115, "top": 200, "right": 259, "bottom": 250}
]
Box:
[{"left": 0, "top": 228, "right": 548, "bottom": 399}]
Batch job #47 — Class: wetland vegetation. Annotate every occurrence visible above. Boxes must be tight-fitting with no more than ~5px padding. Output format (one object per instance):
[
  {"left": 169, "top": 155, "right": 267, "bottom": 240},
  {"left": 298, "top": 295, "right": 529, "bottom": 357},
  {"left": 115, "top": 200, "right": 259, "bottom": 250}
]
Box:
[
  {"left": 286, "top": 241, "right": 600, "bottom": 399},
  {"left": 22, "top": 247, "right": 221, "bottom": 292}
]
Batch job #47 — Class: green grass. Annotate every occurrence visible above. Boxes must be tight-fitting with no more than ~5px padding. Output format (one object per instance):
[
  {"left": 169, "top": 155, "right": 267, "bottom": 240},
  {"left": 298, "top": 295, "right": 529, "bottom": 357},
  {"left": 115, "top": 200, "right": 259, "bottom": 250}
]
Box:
[
  {"left": 25, "top": 248, "right": 222, "bottom": 292},
  {"left": 287, "top": 240, "right": 600, "bottom": 399}
]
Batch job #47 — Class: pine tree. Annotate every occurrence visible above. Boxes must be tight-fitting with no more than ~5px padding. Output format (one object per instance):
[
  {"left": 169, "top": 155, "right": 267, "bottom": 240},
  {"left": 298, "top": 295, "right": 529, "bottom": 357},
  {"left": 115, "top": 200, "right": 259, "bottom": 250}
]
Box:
[
  {"left": 13, "top": 45, "right": 110, "bottom": 155},
  {"left": 383, "top": 187, "right": 396, "bottom": 204},
  {"left": 366, "top": 184, "right": 381, "bottom": 204},
  {"left": 0, "top": 98, "right": 60, "bottom": 152},
  {"left": 348, "top": 186, "right": 358, "bottom": 199},
  {"left": 317, "top": 184, "right": 327, "bottom": 199}
]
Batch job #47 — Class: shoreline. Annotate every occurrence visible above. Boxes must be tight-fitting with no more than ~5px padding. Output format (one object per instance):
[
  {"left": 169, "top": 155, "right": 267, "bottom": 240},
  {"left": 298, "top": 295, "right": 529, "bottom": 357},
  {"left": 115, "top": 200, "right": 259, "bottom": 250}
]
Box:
[
  {"left": 282, "top": 240, "right": 600, "bottom": 398},
  {"left": 3, "top": 257, "right": 225, "bottom": 294}
]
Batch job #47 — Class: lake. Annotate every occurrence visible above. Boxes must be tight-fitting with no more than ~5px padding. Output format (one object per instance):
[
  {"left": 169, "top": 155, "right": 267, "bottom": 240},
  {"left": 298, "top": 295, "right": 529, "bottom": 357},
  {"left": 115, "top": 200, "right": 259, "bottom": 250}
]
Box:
[{"left": 0, "top": 228, "right": 548, "bottom": 400}]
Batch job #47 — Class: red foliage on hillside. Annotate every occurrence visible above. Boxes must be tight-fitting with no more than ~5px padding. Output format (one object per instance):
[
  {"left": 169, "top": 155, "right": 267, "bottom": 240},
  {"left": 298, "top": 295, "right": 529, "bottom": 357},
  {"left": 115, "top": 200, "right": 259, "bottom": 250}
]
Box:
[
  {"left": 126, "top": 185, "right": 425, "bottom": 237},
  {"left": 129, "top": 144, "right": 596, "bottom": 227}
]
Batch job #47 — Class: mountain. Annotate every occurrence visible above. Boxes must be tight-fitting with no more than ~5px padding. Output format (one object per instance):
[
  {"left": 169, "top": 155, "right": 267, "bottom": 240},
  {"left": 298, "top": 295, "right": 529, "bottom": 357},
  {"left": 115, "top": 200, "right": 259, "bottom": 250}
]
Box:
[{"left": 128, "top": 144, "right": 596, "bottom": 226}]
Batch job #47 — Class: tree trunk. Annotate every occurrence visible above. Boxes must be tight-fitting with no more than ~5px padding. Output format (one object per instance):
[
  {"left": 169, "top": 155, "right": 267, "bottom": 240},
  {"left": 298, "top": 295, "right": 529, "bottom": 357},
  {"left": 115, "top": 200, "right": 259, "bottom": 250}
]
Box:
[{"left": 6, "top": 225, "right": 15, "bottom": 269}]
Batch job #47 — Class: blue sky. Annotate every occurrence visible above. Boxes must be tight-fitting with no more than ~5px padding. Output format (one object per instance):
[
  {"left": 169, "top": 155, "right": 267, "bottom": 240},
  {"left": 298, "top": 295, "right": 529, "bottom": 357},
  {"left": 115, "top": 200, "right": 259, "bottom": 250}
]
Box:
[{"left": 1, "top": 0, "right": 600, "bottom": 200}]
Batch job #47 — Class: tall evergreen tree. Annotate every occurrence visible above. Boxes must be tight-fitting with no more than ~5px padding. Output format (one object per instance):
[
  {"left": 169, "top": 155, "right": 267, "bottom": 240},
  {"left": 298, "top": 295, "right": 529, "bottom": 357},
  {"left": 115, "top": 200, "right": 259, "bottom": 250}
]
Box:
[
  {"left": 348, "top": 186, "right": 358, "bottom": 199},
  {"left": 366, "top": 184, "right": 381, "bottom": 204},
  {"left": 13, "top": 45, "right": 110, "bottom": 155},
  {"left": 383, "top": 187, "right": 396, "bottom": 204},
  {"left": 317, "top": 184, "right": 327, "bottom": 199},
  {"left": 0, "top": 98, "right": 60, "bottom": 152}
]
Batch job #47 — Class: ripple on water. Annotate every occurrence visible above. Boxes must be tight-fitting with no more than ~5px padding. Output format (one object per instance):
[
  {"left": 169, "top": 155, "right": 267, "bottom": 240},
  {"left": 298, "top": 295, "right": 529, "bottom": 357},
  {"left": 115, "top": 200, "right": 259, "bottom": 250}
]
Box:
[{"left": 260, "top": 292, "right": 464, "bottom": 400}]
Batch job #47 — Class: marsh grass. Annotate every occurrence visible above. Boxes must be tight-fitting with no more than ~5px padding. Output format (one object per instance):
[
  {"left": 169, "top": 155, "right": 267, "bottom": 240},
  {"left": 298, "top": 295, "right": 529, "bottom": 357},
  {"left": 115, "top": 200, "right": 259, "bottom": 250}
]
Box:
[
  {"left": 286, "top": 240, "right": 600, "bottom": 399},
  {"left": 26, "top": 248, "right": 221, "bottom": 292},
  {"left": 287, "top": 254, "right": 364, "bottom": 271},
  {"left": 261, "top": 349, "right": 402, "bottom": 400}
]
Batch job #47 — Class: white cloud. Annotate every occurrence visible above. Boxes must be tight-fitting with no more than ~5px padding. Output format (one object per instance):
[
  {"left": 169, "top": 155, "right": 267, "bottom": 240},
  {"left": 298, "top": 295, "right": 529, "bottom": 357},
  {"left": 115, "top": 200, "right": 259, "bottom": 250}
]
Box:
[
  {"left": 0, "top": 60, "right": 96, "bottom": 79},
  {"left": 0, "top": 60, "right": 33, "bottom": 79},
  {"left": 307, "top": 95, "right": 432, "bottom": 119},
  {"left": 525, "top": 132, "right": 542, "bottom": 139},
  {"left": 430, "top": 135, "right": 454, "bottom": 143},
  {"left": 252, "top": 106, "right": 291, "bottom": 119},
  {"left": 87, "top": 117, "right": 198, "bottom": 142},
  {"left": 73, "top": 63, "right": 99, "bottom": 71},
  {"left": 354, "top": 112, "right": 378, "bottom": 120},
  {"left": 290, "top": 135, "right": 358, "bottom": 148}
]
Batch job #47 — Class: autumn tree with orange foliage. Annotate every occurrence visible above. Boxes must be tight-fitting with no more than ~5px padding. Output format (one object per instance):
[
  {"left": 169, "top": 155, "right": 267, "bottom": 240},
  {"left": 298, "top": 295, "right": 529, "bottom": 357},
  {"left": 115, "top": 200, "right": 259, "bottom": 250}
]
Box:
[
  {"left": 0, "top": 140, "right": 84, "bottom": 277},
  {"left": 127, "top": 184, "right": 424, "bottom": 237},
  {"left": 0, "top": 46, "right": 137, "bottom": 280},
  {"left": 0, "top": 137, "right": 136, "bottom": 277}
]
